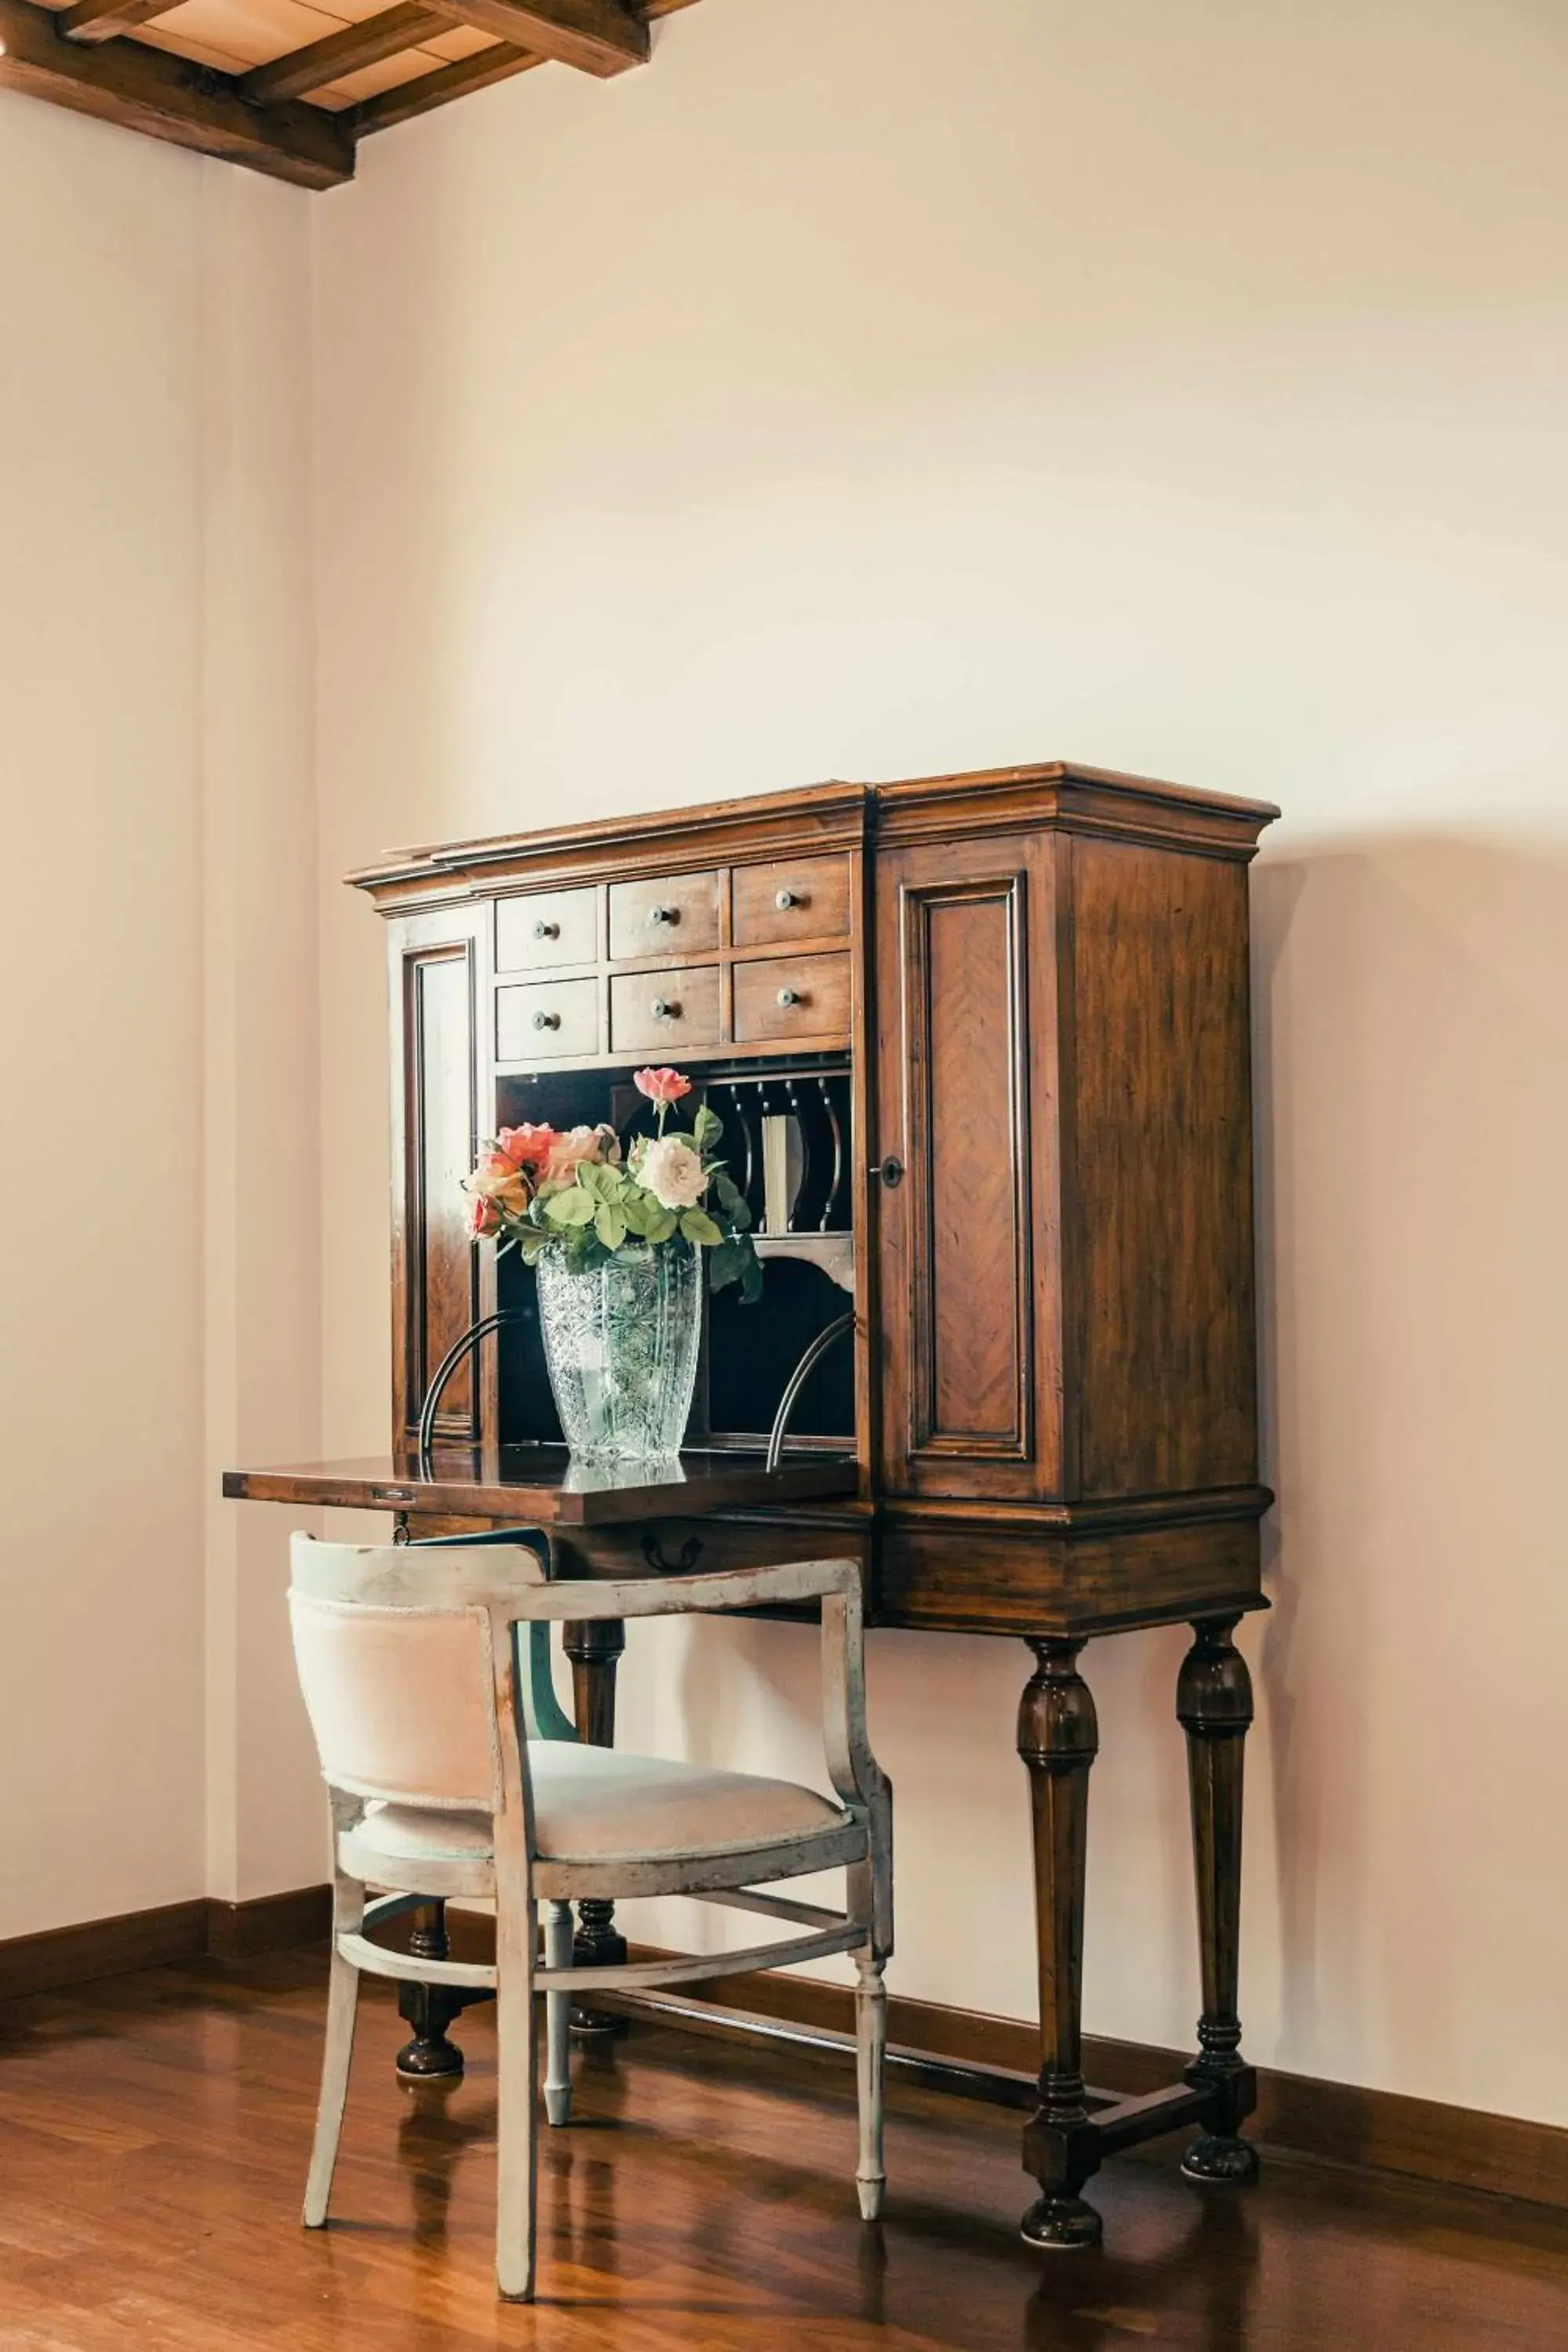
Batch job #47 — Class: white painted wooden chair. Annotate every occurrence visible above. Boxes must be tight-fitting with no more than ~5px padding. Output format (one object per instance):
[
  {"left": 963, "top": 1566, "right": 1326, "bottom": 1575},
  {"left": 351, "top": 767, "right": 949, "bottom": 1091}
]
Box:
[{"left": 286, "top": 1534, "right": 894, "bottom": 2303}]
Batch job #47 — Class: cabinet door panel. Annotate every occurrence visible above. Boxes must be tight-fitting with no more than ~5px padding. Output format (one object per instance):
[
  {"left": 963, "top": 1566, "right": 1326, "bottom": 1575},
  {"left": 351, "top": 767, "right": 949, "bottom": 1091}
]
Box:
[
  {"left": 874, "top": 836, "right": 1062, "bottom": 1500},
  {"left": 390, "top": 911, "right": 487, "bottom": 1447}
]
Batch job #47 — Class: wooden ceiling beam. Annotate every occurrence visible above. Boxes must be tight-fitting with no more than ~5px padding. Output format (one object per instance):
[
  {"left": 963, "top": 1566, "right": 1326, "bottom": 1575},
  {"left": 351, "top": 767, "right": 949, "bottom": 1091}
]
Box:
[
  {"left": 421, "top": 0, "right": 646, "bottom": 78},
  {"left": 353, "top": 38, "right": 539, "bottom": 132},
  {"left": 0, "top": 0, "right": 355, "bottom": 187},
  {"left": 58, "top": 0, "right": 178, "bottom": 45},
  {"left": 240, "top": 2, "right": 448, "bottom": 103}
]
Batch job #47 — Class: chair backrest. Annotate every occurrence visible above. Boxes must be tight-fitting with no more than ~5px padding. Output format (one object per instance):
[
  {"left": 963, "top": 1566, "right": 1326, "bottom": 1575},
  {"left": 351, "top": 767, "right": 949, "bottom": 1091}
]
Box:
[{"left": 289, "top": 1534, "right": 544, "bottom": 1812}]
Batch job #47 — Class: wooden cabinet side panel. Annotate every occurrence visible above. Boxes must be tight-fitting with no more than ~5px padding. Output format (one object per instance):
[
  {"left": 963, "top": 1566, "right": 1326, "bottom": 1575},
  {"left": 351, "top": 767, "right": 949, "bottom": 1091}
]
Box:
[
  {"left": 1067, "top": 840, "right": 1259, "bottom": 1497},
  {"left": 873, "top": 835, "right": 1063, "bottom": 1500},
  {"left": 389, "top": 911, "right": 487, "bottom": 1447}
]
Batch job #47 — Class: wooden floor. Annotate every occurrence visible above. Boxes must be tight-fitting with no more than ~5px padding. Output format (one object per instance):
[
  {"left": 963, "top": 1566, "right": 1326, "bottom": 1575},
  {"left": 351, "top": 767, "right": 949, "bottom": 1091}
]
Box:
[{"left": 2, "top": 1955, "right": 1567, "bottom": 2349}]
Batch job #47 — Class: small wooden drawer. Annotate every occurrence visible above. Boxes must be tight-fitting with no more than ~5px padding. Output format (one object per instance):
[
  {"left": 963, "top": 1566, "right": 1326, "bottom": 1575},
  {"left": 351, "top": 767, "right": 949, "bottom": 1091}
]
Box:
[
  {"left": 496, "top": 977, "right": 598, "bottom": 1062},
  {"left": 609, "top": 964, "right": 721, "bottom": 1055},
  {"left": 495, "top": 886, "right": 596, "bottom": 973},
  {"left": 608, "top": 871, "right": 720, "bottom": 960},
  {"left": 733, "top": 953, "right": 851, "bottom": 1044},
  {"left": 732, "top": 855, "right": 852, "bottom": 948}
]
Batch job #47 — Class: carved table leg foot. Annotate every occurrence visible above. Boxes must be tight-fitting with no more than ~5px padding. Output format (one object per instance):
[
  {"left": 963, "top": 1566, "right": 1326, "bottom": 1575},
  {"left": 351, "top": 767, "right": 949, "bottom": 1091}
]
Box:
[
  {"left": 564, "top": 1617, "right": 630, "bottom": 2038},
  {"left": 1178, "top": 1615, "right": 1258, "bottom": 2185},
  {"left": 1018, "top": 1636, "right": 1103, "bottom": 2252},
  {"left": 396, "top": 1902, "right": 465, "bottom": 2079}
]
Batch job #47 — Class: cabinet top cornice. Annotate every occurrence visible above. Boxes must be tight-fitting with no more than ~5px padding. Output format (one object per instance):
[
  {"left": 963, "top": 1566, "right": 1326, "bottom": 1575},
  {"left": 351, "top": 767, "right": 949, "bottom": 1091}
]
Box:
[{"left": 346, "top": 760, "right": 1279, "bottom": 906}]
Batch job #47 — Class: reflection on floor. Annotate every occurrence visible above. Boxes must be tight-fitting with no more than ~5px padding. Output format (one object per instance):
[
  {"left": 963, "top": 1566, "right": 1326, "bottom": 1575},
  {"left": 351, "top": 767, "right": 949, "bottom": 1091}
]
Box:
[{"left": 1, "top": 1951, "right": 1566, "bottom": 2349}]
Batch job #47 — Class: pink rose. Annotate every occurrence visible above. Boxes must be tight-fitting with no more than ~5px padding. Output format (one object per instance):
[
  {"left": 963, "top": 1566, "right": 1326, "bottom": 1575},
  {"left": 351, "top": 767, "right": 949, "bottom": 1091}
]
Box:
[
  {"left": 497, "top": 1123, "right": 557, "bottom": 1171},
  {"left": 546, "top": 1124, "right": 613, "bottom": 1184},
  {"left": 467, "top": 1192, "right": 502, "bottom": 1240},
  {"left": 634, "top": 1067, "right": 692, "bottom": 1106}
]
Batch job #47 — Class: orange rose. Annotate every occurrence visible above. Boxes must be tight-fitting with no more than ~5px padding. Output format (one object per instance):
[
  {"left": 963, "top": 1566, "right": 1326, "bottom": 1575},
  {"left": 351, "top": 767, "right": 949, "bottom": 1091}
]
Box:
[
  {"left": 463, "top": 1152, "right": 529, "bottom": 1221},
  {"left": 498, "top": 1123, "right": 557, "bottom": 1171}
]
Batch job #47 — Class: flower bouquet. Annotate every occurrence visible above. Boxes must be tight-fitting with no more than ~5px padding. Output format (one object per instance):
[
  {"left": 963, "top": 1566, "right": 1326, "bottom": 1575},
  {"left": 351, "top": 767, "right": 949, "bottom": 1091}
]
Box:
[{"left": 462, "top": 1069, "right": 761, "bottom": 1463}]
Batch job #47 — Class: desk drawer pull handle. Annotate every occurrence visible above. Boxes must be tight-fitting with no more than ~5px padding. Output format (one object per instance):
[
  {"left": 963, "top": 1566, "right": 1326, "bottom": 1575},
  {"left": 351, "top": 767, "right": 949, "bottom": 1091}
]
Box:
[
  {"left": 372, "top": 1486, "right": 415, "bottom": 1503},
  {"left": 649, "top": 904, "right": 679, "bottom": 927},
  {"left": 877, "top": 1156, "right": 904, "bottom": 1187},
  {"left": 533, "top": 1010, "right": 561, "bottom": 1032},
  {"left": 777, "top": 987, "right": 803, "bottom": 1008},
  {"left": 651, "top": 996, "right": 681, "bottom": 1020},
  {"left": 532, "top": 918, "right": 559, "bottom": 940},
  {"left": 775, "top": 887, "right": 807, "bottom": 911}
]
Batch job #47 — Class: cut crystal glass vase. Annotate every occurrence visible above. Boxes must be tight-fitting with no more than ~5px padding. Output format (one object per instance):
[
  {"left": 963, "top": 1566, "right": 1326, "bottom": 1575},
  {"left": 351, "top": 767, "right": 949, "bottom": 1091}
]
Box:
[{"left": 535, "top": 1242, "right": 702, "bottom": 1465}]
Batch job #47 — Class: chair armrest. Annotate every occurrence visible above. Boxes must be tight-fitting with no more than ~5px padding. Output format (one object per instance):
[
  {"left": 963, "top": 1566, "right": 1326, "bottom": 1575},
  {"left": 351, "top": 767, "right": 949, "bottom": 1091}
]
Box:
[{"left": 510, "top": 1557, "right": 862, "bottom": 1624}]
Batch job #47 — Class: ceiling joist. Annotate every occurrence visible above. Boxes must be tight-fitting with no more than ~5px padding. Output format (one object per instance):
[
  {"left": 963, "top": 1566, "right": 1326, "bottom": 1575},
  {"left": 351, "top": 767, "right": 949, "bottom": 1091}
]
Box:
[
  {"left": 423, "top": 0, "right": 646, "bottom": 78},
  {"left": 239, "top": 2, "right": 452, "bottom": 105},
  {"left": 354, "top": 41, "right": 541, "bottom": 135},
  {"left": 0, "top": 0, "right": 355, "bottom": 186},
  {"left": 0, "top": 0, "right": 702, "bottom": 187},
  {"left": 58, "top": 0, "right": 176, "bottom": 43}
]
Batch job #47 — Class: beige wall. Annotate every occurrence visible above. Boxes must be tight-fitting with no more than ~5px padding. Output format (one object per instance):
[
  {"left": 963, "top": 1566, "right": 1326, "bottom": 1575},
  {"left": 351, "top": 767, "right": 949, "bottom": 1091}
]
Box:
[
  {"left": 0, "top": 103, "right": 321, "bottom": 1933},
  {"left": 4, "top": 0, "right": 1563, "bottom": 2135},
  {"left": 0, "top": 100, "right": 209, "bottom": 1933},
  {"left": 311, "top": 0, "right": 1568, "bottom": 2126}
]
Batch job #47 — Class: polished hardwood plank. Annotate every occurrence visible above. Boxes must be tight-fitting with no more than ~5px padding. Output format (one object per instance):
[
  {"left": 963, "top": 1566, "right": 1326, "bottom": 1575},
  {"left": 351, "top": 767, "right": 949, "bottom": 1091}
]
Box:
[{"left": 2, "top": 1952, "right": 1567, "bottom": 2348}]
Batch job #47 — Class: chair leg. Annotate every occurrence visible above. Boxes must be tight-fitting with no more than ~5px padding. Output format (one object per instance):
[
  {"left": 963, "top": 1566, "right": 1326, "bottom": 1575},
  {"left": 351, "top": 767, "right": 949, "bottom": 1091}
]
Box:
[
  {"left": 303, "top": 1879, "right": 364, "bottom": 2228},
  {"left": 543, "top": 1900, "right": 573, "bottom": 2127},
  {"left": 854, "top": 1951, "right": 887, "bottom": 2221},
  {"left": 495, "top": 1889, "right": 540, "bottom": 2301}
]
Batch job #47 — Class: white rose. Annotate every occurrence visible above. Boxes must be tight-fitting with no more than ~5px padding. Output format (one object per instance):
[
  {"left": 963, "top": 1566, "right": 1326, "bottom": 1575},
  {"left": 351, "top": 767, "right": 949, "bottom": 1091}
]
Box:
[{"left": 640, "top": 1134, "right": 707, "bottom": 1212}]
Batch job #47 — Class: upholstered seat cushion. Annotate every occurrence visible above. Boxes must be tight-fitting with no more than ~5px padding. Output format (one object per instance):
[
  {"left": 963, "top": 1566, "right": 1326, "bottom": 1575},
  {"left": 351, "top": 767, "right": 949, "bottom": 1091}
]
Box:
[{"left": 343, "top": 1741, "right": 848, "bottom": 1875}]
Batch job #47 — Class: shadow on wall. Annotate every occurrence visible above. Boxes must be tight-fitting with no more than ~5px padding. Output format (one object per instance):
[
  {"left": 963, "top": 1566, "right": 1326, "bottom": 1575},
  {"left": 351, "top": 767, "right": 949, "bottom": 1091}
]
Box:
[{"left": 1251, "top": 826, "right": 1568, "bottom": 2104}]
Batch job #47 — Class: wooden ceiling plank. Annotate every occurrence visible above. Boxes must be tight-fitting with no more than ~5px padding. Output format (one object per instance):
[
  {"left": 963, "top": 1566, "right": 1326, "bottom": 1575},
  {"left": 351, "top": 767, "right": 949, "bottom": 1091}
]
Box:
[
  {"left": 0, "top": 0, "right": 355, "bottom": 186},
  {"left": 240, "top": 2, "right": 448, "bottom": 103},
  {"left": 59, "top": 0, "right": 178, "bottom": 46},
  {"left": 353, "top": 35, "right": 539, "bottom": 129},
  {"left": 420, "top": 0, "right": 645, "bottom": 77}
]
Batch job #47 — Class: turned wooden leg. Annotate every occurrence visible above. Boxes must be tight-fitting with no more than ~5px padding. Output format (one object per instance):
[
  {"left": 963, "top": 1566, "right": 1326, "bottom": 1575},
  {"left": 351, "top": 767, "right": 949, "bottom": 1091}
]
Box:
[
  {"left": 1017, "top": 1635, "right": 1102, "bottom": 2250},
  {"left": 1178, "top": 1615, "right": 1259, "bottom": 2183},
  {"left": 564, "top": 1617, "right": 629, "bottom": 2034},
  {"left": 396, "top": 1901, "right": 466, "bottom": 2079}
]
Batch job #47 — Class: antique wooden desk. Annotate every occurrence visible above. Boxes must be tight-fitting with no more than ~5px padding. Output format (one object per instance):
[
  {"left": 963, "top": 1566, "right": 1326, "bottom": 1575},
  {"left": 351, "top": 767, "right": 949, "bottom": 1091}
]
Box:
[{"left": 226, "top": 758, "right": 1279, "bottom": 2250}]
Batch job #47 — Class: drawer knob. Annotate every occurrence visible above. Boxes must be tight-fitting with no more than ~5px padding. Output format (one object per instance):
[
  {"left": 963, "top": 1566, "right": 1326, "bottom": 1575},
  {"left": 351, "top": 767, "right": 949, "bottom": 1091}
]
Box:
[
  {"left": 532, "top": 1010, "right": 561, "bottom": 1032},
  {"left": 651, "top": 996, "right": 681, "bottom": 1021},
  {"left": 877, "top": 1156, "right": 904, "bottom": 1188},
  {"left": 775, "top": 887, "right": 806, "bottom": 911},
  {"left": 532, "top": 918, "right": 559, "bottom": 941},
  {"left": 649, "top": 903, "right": 679, "bottom": 927},
  {"left": 777, "top": 987, "right": 803, "bottom": 1009}
]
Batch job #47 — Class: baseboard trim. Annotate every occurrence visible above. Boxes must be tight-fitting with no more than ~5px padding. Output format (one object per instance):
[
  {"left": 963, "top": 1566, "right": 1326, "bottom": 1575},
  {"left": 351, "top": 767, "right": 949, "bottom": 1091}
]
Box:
[
  {"left": 205, "top": 1885, "right": 332, "bottom": 1962},
  {"left": 608, "top": 1949, "right": 1568, "bottom": 2216},
  {"left": 0, "top": 1885, "right": 332, "bottom": 2004},
  {"left": 7, "top": 1896, "right": 1565, "bottom": 2218}
]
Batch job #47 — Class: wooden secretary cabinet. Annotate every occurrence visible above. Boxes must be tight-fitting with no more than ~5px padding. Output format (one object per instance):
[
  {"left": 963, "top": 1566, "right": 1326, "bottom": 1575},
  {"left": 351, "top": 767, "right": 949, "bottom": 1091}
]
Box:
[{"left": 228, "top": 757, "right": 1279, "bottom": 2250}]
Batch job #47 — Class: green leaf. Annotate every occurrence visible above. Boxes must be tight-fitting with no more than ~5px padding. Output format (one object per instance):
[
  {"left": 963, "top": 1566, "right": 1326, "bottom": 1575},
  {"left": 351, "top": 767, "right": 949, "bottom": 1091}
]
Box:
[
  {"left": 681, "top": 1207, "right": 724, "bottom": 1247},
  {"left": 563, "top": 1222, "right": 611, "bottom": 1274},
  {"left": 713, "top": 1170, "right": 752, "bottom": 1230},
  {"left": 708, "top": 1236, "right": 746, "bottom": 1293},
  {"left": 593, "top": 1200, "right": 628, "bottom": 1250},
  {"left": 619, "top": 1190, "right": 653, "bottom": 1236},
  {"left": 644, "top": 1207, "right": 679, "bottom": 1244},
  {"left": 740, "top": 1250, "right": 764, "bottom": 1305},
  {"left": 543, "top": 1185, "right": 595, "bottom": 1227},
  {"left": 692, "top": 1102, "right": 723, "bottom": 1154}
]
